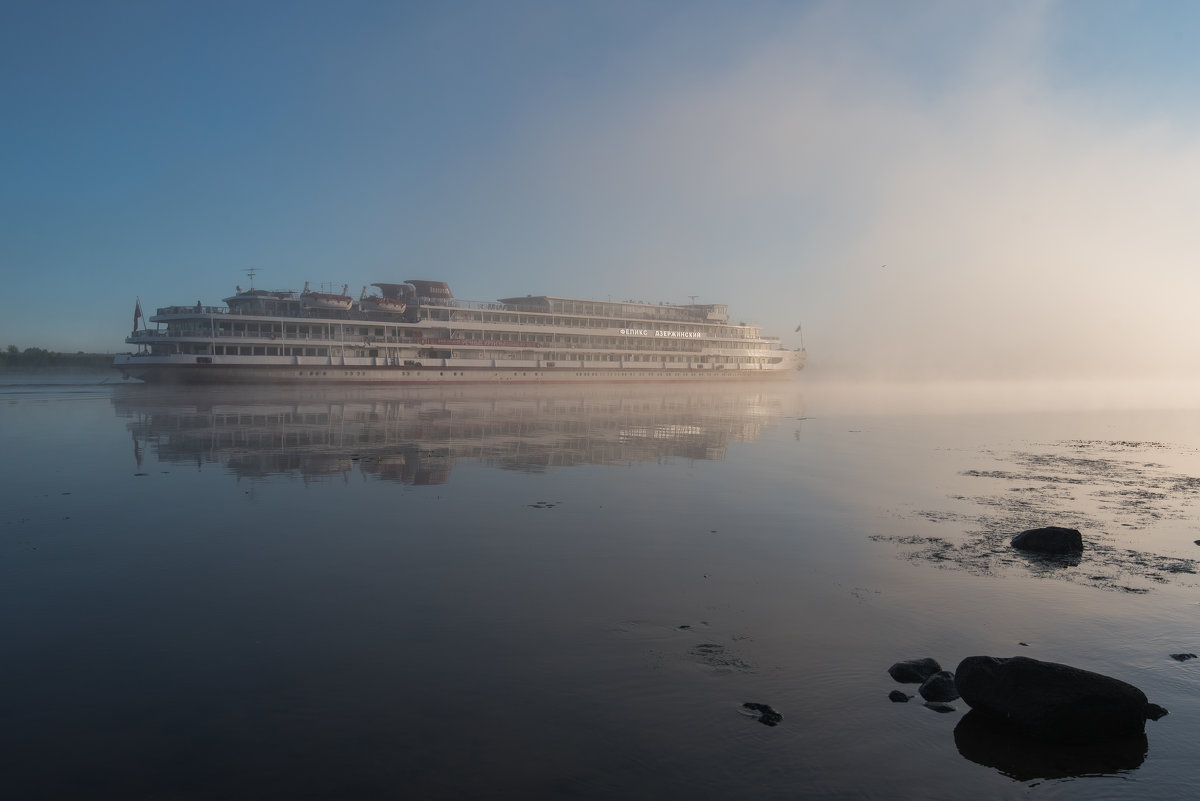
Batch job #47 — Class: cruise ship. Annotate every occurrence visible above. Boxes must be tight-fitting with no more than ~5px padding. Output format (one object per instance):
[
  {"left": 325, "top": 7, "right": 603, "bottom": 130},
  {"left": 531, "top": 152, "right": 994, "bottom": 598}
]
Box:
[{"left": 114, "top": 280, "right": 805, "bottom": 384}]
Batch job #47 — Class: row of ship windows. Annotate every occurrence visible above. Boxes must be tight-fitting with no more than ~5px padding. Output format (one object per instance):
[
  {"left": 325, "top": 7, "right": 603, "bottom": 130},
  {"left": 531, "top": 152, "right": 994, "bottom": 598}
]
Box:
[
  {"left": 168, "top": 345, "right": 771, "bottom": 362},
  {"left": 297, "top": 371, "right": 544, "bottom": 378},
  {"left": 216, "top": 346, "right": 329, "bottom": 356},
  {"left": 168, "top": 320, "right": 760, "bottom": 340},
  {"left": 289, "top": 370, "right": 737, "bottom": 379},
  {"left": 165, "top": 344, "right": 777, "bottom": 365},
  {"left": 167, "top": 328, "right": 762, "bottom": 347},
  {"left": 439, "top": 313, "right": 752, "bottom": 336}
]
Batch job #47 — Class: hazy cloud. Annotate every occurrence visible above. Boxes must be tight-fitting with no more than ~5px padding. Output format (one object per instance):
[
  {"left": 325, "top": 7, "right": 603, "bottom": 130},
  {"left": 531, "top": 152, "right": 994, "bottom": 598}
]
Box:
[{"left": 519, "top": 1, "right": 1200, "bottom": 378}]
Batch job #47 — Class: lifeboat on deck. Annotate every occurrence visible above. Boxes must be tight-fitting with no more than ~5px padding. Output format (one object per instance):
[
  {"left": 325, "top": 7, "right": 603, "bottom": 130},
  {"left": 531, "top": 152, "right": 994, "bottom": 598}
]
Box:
[
  {"left": 300, "top": 282, "right": 354, "bottom": 311},
  {"left": 358, "top": 285, "right": 408, "bottom": 314},
  {"left": 358, "top": 282, "right": 414, "bottom": 314}
]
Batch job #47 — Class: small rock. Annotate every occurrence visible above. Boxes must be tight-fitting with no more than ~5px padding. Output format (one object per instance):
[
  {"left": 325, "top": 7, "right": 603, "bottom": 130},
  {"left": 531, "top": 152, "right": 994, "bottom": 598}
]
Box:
[
  {"left": 1169, "top": 653, "right": 1197, "bottom": 662},
  {"left": 1011, "top": 526, "right": 1083, "bottom": 554},
  {"left": 1145, "top": 703, "right": 1169, "bottom": 721},
  {"left": 923, "top": 702, "right": 956, "bottom": 714},
  {"left": 919, "top": 671, "right": 959, "bottom": 702},
  {"left": 743, "top": 702, "right": 783, "bottom": 726},
  {"left": 888, "top": 658, "right": 941, "bottom": 683},
  {"left": 888, "top": 690, "right": 911, "bottom": 703}
]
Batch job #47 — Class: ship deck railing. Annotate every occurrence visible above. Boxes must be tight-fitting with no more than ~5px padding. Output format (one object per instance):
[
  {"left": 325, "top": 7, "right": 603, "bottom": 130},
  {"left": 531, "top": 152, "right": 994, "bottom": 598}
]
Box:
[
  {"left": 415, "top": 298, "right": 711, "bottom": 324},
  {"left": 129, "top": 330, "right": 730, "bottom": 354},
  {"left": 130, "top": 328, "right": 775, "bottom": 350},
  {"left": 152, "top": 303, "right": 760, "bottom": 336},
  {"left": 157, "top": 305, "right": 230, "bottom": 315}
]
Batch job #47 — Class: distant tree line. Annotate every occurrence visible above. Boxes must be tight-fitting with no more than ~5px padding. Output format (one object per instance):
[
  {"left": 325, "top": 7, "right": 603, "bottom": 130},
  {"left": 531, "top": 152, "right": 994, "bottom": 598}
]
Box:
[{"left": 1, "top": 345, "right": 113, "bottom": 370}]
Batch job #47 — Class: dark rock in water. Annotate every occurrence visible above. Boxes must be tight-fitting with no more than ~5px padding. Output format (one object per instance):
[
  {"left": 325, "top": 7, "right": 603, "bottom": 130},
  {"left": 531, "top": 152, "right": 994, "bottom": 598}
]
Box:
[
  {"left": 743, "top": 702, "right": 783, "bottom": 726},
  {"left": 1011, "top": 526, "right": 1083, "bottom": 554},
  {"left": 919, "top": 670, "right": 959, "bottom": 702},
  {"left": 1169, "top": 652, "right": 1197, "bottom": 662},
  {"left": 1145, "top": 703, "right": 1169, "bottom": 721},
  {"left": 924, "top": 702, "right": 956, "bottom": 714},
  {"left": 955, "top": 655, "right": 1160, "bottom": 744},
  {"left": 888, "top": 690, "right": 911, "bottom": 703},
  {"left": 955, "top": 709, "right": 1147, "bottom": 781},
  {"left": 888, "top": 657, "right": 941, "bottom": 683}
]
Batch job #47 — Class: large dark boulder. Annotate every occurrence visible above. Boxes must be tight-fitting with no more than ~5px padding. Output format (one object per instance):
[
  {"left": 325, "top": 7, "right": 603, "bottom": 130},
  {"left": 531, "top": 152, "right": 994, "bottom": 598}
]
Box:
[
  {"left": 1011, "top": 526, "right": 1083, "bottom": 554},
  {"left": 888, "top": 658, "right": 941, "bottom": 683},
  {"left": 955, "top": 656, "right": 1163, "bottom": 744}
]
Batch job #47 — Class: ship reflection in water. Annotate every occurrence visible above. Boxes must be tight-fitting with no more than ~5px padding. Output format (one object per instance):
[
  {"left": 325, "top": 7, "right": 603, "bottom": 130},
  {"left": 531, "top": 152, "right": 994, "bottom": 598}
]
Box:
[{"left": 111, "top": 384, "right": 795, "bottom": 484}]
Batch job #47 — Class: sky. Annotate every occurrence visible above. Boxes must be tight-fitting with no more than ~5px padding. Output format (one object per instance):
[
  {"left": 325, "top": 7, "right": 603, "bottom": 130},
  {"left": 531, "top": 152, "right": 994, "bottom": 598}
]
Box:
[{"left": 3, "top": 0, "right": 1199, "bottom": 379}]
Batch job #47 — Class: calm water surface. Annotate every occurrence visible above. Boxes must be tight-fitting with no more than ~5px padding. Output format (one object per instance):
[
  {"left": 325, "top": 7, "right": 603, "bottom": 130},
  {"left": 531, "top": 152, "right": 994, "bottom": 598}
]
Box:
[{"left": 1, "top": 377, "right": 1198, "bottom": 799}]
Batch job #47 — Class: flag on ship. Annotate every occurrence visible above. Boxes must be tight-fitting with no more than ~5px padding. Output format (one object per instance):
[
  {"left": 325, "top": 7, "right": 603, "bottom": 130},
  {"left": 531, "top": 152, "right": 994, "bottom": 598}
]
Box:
[{"left": 133, "top": 297, "right": 143, "bottom": 335}]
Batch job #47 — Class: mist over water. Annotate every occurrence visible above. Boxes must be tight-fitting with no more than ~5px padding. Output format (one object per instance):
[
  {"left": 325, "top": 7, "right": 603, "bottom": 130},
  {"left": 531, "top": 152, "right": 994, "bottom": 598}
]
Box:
[
  {"left": 801, "top": 376, "right": 1200, "bottom": 415},
  {"left": 1, "top": 375, "right": 1198, "bottom": 799}
]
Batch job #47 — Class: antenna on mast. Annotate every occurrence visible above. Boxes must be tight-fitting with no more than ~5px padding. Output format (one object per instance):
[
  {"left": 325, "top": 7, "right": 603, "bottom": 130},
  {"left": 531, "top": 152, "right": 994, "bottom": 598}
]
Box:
[{"left": 243, "top": 267, "right": 259, "bottom": 289}]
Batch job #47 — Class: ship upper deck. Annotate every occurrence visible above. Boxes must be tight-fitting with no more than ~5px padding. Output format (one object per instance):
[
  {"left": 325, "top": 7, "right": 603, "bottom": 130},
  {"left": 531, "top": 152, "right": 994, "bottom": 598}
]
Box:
[{"left": 155, "top": 294, "right": 741, "bottom": 327}]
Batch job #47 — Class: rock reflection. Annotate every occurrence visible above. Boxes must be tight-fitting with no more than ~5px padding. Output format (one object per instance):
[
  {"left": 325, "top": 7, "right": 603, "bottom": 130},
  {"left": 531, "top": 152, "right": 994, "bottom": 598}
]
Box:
[
  {"left": 954, "top": 709, "right": 1147, "bottom": 781},
  {"left": 111, "top": 384, "right": 794, "bottom": 483},
  {"left": 1011, "top": 549, "right": 1083, "bottom": 571}
]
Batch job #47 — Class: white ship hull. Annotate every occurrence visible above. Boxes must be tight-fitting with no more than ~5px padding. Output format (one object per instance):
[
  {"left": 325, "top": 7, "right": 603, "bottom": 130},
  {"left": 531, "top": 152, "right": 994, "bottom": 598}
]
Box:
[{"left": 114, "top": 353, "right": 803, "bottom": 384}]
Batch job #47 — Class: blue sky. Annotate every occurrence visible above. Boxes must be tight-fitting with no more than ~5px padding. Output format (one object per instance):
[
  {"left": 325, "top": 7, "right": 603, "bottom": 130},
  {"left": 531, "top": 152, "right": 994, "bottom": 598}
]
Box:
[{"left": 3, "top": 0, "right": 1199, "bottom": 378}]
